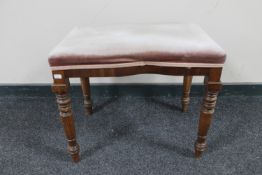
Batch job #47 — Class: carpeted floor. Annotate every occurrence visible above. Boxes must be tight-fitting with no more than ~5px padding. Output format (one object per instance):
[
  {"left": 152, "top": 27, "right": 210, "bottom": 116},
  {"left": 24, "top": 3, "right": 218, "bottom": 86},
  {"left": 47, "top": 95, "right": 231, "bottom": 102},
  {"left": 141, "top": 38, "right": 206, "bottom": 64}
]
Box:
[{"left": 0, "top": 94, "right": 262, "bottom": 175}]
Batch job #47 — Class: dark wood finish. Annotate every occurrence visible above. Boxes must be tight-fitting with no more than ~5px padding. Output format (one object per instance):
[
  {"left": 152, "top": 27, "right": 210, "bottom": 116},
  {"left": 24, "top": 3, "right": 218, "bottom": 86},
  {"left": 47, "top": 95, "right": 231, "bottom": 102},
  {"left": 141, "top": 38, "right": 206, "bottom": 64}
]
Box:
[
  {"left": 52, "top": 74, "right": 80, "bottom": 163},
  {"left": 80, "top": 77, "right": 93, "bottom": 116},
  {"left": 182, "top": 75, "right": 193, "bottom": 112},
  {"left": 62, "top": 66, "right": 211, "bottom": 77},
  {"left": 51, "top": 66, "right": 223, "bottom": 162}
]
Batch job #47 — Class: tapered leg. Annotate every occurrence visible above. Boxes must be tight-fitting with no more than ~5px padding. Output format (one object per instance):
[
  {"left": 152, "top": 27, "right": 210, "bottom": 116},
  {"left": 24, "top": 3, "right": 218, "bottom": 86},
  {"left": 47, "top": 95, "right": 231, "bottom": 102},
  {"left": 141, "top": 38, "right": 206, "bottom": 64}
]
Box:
[
  {"left": 195, "top": 68, "right": 222, "bottom": 158},
  {"left": 52, "top": 72, "right": 80, "bottom": 162},
  {"left": 80, "top": 77, "right": 93, "bottom": 116},
  {"left": 182, "top": 75, "right": 193, "bottom": 112}
]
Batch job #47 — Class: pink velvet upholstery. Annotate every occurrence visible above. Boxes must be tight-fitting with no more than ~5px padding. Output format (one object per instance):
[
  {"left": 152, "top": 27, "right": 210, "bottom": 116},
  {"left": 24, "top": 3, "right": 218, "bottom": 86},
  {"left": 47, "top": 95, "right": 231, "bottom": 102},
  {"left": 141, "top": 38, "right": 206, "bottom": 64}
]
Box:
[{"left": 49, "top": 23, "right": 226, "bottom": 69}]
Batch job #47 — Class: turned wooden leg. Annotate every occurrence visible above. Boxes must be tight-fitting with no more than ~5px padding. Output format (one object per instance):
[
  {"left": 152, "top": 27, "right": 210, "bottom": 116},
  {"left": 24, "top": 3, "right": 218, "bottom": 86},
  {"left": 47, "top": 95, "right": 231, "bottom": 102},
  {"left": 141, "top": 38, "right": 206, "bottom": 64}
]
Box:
[
  {"left": 52, "top": 72, "right": 80, "bottom": 162},
  {"left": 80, "top": 77, "right": 93, "bottom": 116},
  {"left": 182, "top": 75, "right": 193, "bottom": 112},
  {"left": 195, "top": 68, "right": 222, "bottom": 158}
]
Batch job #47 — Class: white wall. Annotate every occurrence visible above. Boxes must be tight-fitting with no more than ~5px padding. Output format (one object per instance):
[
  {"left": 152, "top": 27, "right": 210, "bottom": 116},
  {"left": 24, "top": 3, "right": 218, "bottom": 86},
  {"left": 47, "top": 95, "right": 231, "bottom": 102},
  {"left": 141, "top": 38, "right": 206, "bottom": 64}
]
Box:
[{"left": 1, "top": 0, "right": 262, "bottom": 84}]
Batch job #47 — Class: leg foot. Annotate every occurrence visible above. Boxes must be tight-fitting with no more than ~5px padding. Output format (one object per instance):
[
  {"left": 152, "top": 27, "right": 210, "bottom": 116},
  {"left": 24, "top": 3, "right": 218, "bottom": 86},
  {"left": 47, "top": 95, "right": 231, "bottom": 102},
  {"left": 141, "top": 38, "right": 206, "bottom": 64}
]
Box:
[
  {"left": 68, "top": 144, "right": 80, "bottom": 162},
  {"left": 195, "top": 149, "right": 203, "bottom": 159},
  {"left": 71, "top": 154, "right": 80, "bottom": 163},
  {"left": 195, "top": 139, "right": 207, "bottom": 158}
]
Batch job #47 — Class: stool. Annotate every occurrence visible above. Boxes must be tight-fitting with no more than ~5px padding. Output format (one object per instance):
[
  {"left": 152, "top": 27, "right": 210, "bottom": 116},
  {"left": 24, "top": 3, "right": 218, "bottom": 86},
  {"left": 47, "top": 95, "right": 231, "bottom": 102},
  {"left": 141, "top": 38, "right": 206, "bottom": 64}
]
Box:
[{"left": 48, "top": 23, "right": 226, "bottom": 162}]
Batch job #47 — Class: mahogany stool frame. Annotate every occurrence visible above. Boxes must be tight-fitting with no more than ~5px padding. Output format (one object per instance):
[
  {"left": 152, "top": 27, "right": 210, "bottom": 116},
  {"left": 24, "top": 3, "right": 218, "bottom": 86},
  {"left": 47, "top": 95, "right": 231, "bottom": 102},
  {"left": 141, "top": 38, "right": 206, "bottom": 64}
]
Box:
[{"left": 51, "top": 66, "right": 222, "bottom": 162}]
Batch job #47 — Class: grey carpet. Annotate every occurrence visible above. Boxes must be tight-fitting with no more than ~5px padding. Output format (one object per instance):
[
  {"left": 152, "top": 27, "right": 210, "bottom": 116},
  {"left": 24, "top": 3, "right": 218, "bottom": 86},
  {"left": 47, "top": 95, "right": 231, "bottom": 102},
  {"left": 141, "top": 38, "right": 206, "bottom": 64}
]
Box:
[{"left": 0, "top": 94, "right": 262, "bottom": 175}]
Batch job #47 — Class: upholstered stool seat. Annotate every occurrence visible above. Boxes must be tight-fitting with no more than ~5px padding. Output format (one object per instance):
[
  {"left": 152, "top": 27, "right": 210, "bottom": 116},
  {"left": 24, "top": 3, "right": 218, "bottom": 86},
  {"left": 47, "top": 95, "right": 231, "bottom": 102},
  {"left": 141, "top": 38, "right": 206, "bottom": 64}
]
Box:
[
  {"left": 49, "top": 23, "right": 225, "bottom": 69},
  {"left": 49, "top": 23, "right": 226, "bottom": 163}
]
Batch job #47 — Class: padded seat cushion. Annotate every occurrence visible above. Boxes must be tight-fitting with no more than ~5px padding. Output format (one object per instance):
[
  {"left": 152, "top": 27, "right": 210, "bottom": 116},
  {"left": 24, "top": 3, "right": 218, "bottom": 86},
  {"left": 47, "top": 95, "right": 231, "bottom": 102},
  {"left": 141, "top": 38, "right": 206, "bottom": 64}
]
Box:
[{"left": 49, "top": 23, "right": 226, "bottom": 69}]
